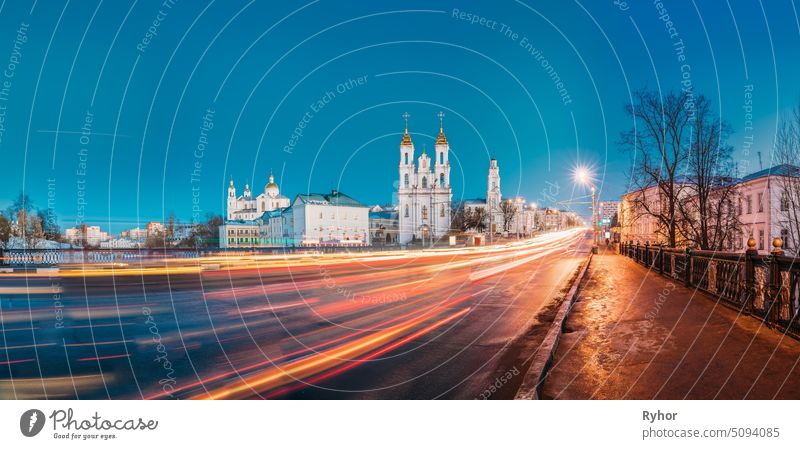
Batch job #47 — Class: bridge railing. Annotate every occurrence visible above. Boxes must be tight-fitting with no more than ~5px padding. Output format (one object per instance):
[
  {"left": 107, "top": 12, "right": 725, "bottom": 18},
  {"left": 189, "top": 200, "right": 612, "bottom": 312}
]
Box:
[{"left": 620, "top": 239, "right": 800, "bottom": 339}]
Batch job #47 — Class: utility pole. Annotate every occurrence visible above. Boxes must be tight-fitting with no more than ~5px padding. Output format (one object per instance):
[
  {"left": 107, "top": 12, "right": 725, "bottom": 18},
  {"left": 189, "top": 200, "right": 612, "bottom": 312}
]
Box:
[{"left": 591, "top": 186, "right": 598, "bottom": 253}]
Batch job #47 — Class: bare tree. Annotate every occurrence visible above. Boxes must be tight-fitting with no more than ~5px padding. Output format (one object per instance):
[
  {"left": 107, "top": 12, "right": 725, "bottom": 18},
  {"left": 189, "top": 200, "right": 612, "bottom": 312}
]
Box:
[
  {"left": 774, "top": 104, "right": 800, "bottom": 253},
  {"left": 500, "top": 200, "right": 518, "bottom": 232},
  {"left": 467, "top": 207, "right": 488, "bottom": 233},
  {"left": 144, "top": 231, "right": 166, "bottom": 248},
  {"left": 181, "top": 213, "right": 225, "bottom": 248},
  {"left": 450, "top": 202, "right": 469, "bottom": 232},
  {"left": 0, "top": 213, "right": 11, "bottom": 248},
  {"left": 675, "top": 96, "right": 740, "bottom": 250},
  {"left": 621, "top": 89, "right": 693, "bottom": 247},
  {"left": 27, "top": 214, "right": 45, "bottom": 249}
]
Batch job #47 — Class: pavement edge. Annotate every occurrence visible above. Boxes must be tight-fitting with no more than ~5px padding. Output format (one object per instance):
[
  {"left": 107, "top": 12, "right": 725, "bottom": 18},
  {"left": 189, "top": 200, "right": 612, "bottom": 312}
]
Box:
[{"left": 513, "top": 251, "right": 593, "bottom": 400}]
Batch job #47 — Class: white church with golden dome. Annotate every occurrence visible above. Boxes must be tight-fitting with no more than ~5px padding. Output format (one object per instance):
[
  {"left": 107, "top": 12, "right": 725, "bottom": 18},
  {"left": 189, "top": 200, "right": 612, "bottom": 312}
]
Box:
[
  {"left": 397, "top": 112, "right": 453, "bottom": 244},
  {"left": 226, "top": 170, "right": 290, "bottom": 221}
]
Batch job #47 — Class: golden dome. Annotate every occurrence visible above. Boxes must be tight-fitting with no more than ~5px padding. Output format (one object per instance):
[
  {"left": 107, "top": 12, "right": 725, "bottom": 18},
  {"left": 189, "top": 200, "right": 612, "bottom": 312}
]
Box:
[
  {"left": 436, "top": 111, "right": 447, "bottom": 145},
  {"left": 400, "top": 111, "right": 413, "bottom": 146}
]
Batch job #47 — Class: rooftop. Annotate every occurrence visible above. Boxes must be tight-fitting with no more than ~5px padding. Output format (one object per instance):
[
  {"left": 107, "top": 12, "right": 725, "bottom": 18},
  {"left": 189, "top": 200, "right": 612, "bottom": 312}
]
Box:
[
  {"left": 741, "top": 164, "right": 800, "bottom": 182},
  {"left": 295, "top": 190, "right": 368, "bottom": 208}
]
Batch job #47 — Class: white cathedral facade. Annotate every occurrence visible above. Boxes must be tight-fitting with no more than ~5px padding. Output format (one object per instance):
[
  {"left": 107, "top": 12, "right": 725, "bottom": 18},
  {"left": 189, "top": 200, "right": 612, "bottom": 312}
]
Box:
[
  {"left": 397, "top": 113, "right": 453, "bottom": 244},
  {"left": 226, "top": 170, "right": 290, "bottom": 221}
]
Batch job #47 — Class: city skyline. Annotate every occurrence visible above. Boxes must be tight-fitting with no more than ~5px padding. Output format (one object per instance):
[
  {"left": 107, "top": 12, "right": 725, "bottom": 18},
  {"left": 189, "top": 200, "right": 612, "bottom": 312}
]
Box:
[{"left": 1, "top": 1, "right": 798, "bottom": 232}]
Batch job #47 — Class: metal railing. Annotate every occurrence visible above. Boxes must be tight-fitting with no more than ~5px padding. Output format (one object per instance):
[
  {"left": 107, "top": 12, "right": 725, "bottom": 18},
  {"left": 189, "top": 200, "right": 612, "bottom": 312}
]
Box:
[{"left": 620, "top": 239, "right": 800, "bottom": 339}]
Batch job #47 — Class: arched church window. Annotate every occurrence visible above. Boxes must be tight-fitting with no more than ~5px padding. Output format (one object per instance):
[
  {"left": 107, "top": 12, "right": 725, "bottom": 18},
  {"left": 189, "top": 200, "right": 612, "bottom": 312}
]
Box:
[
  {"left": 404, "top": 205, "right": 409, "bottom": 217},
  {"left": 492, "top": 181, "right": 496, "bottom": 189},
  {"left": 422, "top": 206, "right": 428, "bottom": 220},
  {"left": 440, "top": 204, "right": 445, "bottom": 217},
  {"left": 422, "top": 177, "right": 427, "bottom": 188},
  {"left": 439, "top": 152, "right": 443, "bottom": 165},
  {"left": 404, "top": 153, "right": 408, "bottom": 165},
  {"left": 439, "top": 173, "right": 445, "bottom": 186},
  {"left": 404, "top": 174, "right": 409, "bottom": 188}
]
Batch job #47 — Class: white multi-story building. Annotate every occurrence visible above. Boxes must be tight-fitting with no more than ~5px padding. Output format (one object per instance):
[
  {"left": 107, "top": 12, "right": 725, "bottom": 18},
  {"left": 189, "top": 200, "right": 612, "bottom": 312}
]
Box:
[
  {"left": 219, "top": 220, "right": 261, "bottom": 248},
  {"left": 226, "top": 170, "right": 291, "bottom": 221},
  {"left": 121, "top": 227, "right": 148, "bottom": 240},
  {"left": 279, "top": 191, "right": 370, "bottom": 246},
  {"left": 598, "top": 200, "right": 620, "bottom": 223},
  {"left": 64, "top": 225, "right": 111, "bottom": 247},
  {"left": 618, "top": 164, "right": 800, "bottom": 254},
  {"left": 146, "top": 221, "right": 164, "bottom": 236},
  {"left": 397, "top": 113, "right": 453, "bottom": 244},
  {"left": 738, "top": 164, "right": 798, "bottom": 253},
  {"left": 220, "top": 190, "right": 370, "bottom": 248}
]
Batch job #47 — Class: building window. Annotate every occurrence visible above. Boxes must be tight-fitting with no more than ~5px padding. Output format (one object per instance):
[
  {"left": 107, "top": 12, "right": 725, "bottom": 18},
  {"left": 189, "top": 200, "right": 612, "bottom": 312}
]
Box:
[
  {"left": 746, "top": 195, "right": 752, "bottom": 214},
  {"left": 439, "top": 173, "right": 445, "bottom": 186},
  {"left": 757, "top": 192, "right": 764, "bottom": 213},
  {"left": 439, "top": 152, "right": 443, "bottom": 165},
  {"left": 782, "top": 229, "right": 791, "bottom": 249},
  {"left": 404, "top": 205, "right": 409, "bottom": 217},
  {"left": 404, "top": 173, "right": 409, "bottom": 188},
  {"left": 758, "top": 229, "right": 765, "bottom": 250},
  {"left": 440, "top": 204, "right": 445, "bottom": 217},
  {"left": 422, "top": 206, "right": 428, "bottom": 220},
  {"left": 404, "top": 153, "right": 408, "bottom": 165},
  {"left": 422, "top": 177, "right": 427, "bottom": 188},
  {"left": 781, "top": 190, "right": 790, "bottom": 212}
]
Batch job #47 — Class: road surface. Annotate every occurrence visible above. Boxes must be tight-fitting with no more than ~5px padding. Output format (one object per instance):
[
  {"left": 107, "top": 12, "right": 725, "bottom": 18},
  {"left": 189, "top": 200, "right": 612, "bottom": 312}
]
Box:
[{"left": 0, "top": 229, "right": 590, "bottom": 399}]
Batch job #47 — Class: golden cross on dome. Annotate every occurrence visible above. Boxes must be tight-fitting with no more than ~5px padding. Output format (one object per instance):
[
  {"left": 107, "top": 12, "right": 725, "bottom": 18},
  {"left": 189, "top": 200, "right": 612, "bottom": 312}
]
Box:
[
  {"left": 402, "top": 112, "right": 410, "bottom": 133},
  {"left": 438, "top": 111, "right": 444, "bottom": 132}
]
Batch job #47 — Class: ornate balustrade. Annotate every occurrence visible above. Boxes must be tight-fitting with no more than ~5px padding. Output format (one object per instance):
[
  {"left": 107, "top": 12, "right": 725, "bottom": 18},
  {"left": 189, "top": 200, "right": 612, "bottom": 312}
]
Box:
[{"left": 620, "top": 238, "right": 800, "bottom": 339}]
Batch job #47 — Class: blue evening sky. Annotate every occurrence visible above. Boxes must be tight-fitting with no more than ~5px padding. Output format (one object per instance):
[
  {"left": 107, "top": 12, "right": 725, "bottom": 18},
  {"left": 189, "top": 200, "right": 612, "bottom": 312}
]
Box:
[{"left": 0, "top": 0, "right": 798, "bottom": 232}]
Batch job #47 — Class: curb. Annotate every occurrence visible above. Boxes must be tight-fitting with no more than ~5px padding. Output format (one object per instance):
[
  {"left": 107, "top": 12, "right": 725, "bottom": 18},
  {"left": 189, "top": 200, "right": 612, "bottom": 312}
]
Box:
[{"left": 514, "top": 251, "right": 593, "bottom": 400}]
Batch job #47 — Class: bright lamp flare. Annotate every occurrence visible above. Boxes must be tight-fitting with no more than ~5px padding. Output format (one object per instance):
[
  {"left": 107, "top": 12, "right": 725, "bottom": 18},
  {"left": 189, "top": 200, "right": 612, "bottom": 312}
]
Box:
[{"left": 573, "top": 166, "right": 593, "bottom": 185}]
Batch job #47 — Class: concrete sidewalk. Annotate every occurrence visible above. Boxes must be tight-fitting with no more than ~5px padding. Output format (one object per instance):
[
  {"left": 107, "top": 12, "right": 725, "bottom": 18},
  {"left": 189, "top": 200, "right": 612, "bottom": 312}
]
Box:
[{"left": 542, "top": 250, "right": 800, "bottom": 399}]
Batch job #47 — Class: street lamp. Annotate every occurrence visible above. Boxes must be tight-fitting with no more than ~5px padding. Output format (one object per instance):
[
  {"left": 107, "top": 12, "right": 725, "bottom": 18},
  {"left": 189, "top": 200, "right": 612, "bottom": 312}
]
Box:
[{"left": 574, "top": 166, "right": 599, "bottom": 254}]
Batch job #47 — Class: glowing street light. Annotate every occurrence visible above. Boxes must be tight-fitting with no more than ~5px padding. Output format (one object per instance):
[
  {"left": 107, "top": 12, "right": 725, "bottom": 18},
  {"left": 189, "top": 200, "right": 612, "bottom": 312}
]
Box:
[
  {"left": 573, "top": 165, "right": 599, "bottom": 254},
  {"left": 574, "top": 166, "right": 591, "bottom": 185}
]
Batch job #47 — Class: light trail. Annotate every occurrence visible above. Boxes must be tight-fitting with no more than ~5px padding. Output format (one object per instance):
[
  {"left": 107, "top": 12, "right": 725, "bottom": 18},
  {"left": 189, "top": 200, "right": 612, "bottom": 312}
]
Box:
[{"left": 1, "top": 229, "right": 588, "bottom": 399}]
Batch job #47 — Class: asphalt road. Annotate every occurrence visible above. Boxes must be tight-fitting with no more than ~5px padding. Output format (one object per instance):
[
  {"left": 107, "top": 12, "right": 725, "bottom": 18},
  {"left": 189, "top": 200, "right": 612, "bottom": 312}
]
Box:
[{"left": 0, "top": 229, "right": 590, "bottom": 399}]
